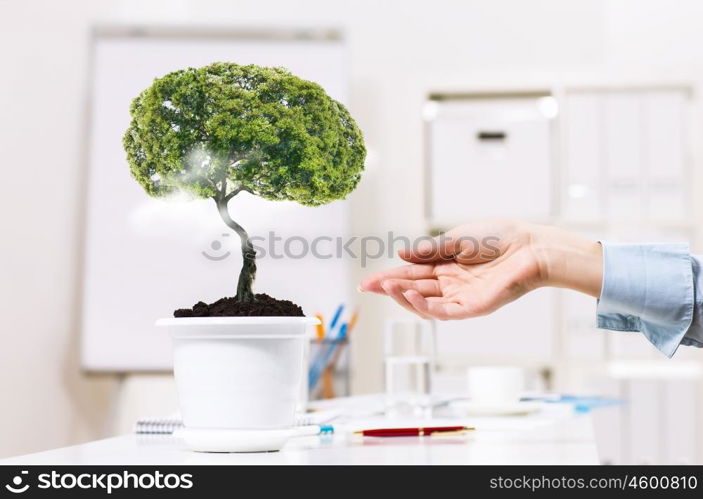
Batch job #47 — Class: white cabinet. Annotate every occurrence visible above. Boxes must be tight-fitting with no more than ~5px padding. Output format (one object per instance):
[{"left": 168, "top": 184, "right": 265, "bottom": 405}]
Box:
[
  {"left": 427, "top": 97, "right": 553, "bottom": 227},
  {"left": 561, "top": 89, "right": 689, "bottom": 226},
  {"left": 604, "top": 93, "right": 645, "bottom": 223},
  {"left": 644, "top": 91, "right": 688, "bottom": 223},
  {"left": 562, "top": 94, "right": 603, "bottom": 222}
]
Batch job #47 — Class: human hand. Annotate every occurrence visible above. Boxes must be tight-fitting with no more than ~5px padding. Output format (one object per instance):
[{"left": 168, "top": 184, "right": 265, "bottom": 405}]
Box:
[{"left": 359, "top": 219, "right": 602, "bottom": 320}]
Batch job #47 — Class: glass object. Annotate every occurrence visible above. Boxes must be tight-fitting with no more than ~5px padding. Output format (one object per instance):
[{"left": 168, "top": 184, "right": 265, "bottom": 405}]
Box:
[
  {"left": 308, "top": 337, "right": 351, "bottom": 400},
  {"left": 384, "top": 320, "right": 435, "bottom": 418}
]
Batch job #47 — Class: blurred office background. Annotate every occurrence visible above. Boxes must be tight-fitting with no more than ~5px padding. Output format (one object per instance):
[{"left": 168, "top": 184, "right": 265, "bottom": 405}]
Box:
[{"left": 2, "top": 0, "right": 703, "bottom": 464}]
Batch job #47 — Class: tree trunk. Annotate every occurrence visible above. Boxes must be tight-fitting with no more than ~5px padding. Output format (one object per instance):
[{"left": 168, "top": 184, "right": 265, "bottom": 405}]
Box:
[{"left": 215, "top": 196, "right": 256, "bottom": 302}]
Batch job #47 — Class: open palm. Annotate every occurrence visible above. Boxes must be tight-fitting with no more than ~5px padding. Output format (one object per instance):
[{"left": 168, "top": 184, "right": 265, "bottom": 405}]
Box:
[{"left": 359, "top": 220, "right": 544, "bottom": 320}]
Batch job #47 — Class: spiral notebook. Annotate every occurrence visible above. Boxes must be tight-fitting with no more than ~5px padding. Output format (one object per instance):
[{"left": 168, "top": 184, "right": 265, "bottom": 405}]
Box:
[{"left": 134, "top": 410, "right": 341, "bottom": 435}]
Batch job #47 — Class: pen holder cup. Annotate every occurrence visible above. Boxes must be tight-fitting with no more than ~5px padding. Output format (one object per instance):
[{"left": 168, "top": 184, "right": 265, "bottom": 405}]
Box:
[{"left": 308, "top": 337, "right": 351, "bottom": 400}]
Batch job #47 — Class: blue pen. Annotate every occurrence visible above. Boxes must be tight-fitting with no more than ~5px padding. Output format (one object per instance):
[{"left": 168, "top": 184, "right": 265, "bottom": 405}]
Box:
[{"left": 329, "top": 304, "right": 345, "bottom": 331}]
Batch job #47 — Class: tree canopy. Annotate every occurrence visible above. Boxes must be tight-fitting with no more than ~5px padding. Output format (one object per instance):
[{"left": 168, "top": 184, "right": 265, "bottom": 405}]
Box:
[{"left": 123, "top": 62, "right": 365, "bottom": 206}]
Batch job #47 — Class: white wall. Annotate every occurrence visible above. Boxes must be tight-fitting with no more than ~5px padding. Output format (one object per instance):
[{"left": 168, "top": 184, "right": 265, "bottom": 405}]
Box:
[{"left": 1, "top": 0, "right": 703, "bottom": 458}]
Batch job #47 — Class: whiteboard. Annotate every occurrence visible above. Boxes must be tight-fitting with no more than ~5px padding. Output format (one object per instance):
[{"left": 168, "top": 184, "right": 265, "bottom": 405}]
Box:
[{"left": 81, "top": 29, "right": 352, "bottom": 371}]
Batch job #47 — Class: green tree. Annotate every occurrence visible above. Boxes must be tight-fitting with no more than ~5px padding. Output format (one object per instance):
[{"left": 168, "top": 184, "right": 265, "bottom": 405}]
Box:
[{"left": 124, "top": 62, "right": 365, "bottom": 302}]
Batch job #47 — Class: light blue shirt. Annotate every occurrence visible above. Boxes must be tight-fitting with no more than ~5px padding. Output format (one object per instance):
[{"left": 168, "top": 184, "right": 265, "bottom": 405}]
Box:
[{"left": 597, "top": 242, "right": 703, "bottom": 357}]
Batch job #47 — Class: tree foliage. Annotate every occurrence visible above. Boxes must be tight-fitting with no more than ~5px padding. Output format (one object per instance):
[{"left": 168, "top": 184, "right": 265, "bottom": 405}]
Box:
[{"left": 124, "top": 62, "right": 365, "bottom": 206}]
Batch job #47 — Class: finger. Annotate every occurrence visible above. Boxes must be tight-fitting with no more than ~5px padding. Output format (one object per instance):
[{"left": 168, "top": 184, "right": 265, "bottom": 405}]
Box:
[
  {"left": 398, "top": 234, "right": 460, "bottom": 264},
  {"left": 381, "top": 278, "right": 442, "bottom": 297},
  {"left": 359, "top": 264, "right": 437, "bottom": 293},
  {"left": 381, "top": 280, "right": 430, "bottom": 319},
  {"left": 400, "top": 225, "right": 503, "bottom": 265},
  {"left": 403, "top": 290, "right": 465, "bottom": 320}
]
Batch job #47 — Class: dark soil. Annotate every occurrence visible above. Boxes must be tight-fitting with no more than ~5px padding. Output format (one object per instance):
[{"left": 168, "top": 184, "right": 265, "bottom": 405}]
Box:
[{"left": 174, "top": 293, "right": 305, "bottom": 318}]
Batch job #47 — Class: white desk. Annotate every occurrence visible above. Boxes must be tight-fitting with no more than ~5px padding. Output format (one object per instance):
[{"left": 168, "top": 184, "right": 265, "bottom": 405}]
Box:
[{"left": 1, "top": 395, "right": 599, "bottom": 465}]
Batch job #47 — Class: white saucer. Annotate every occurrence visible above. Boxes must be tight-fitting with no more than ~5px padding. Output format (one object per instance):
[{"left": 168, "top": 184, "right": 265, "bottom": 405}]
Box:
[
  {"left": 450, "top": 401, "right": 542, "bottom": 417},
  {"left": 176, "top": 427, "right": 294, "bottom": 453}
]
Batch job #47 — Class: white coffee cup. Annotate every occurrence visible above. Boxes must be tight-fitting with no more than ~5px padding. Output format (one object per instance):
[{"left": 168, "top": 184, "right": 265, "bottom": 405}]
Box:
[{"left": 466, "top": 366, "right": 524, "bottom": 405}]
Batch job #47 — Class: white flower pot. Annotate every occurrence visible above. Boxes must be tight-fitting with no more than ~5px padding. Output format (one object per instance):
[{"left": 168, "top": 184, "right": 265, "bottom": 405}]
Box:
[{"left": 156, "top": 316, "right": 318, "bottom": 452}]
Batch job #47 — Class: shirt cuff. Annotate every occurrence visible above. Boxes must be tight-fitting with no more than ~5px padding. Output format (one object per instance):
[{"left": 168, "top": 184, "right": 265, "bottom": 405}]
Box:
[
  {"left": 596, "top": 242, "right": 694, "bottom": 357},
  {"left": 681, "top": 255, "right": 703, "bottom": 348}
]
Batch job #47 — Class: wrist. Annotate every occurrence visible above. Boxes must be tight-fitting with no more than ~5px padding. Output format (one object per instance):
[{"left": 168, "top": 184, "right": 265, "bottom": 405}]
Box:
[{"left": 530, "top": 224, "right": 603, "bottom": 298}]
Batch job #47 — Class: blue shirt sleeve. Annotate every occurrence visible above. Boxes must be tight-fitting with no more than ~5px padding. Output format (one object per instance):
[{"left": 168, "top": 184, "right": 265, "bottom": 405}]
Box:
[{"left": 596, "top": 242, "right": 697, "bottom": 357}]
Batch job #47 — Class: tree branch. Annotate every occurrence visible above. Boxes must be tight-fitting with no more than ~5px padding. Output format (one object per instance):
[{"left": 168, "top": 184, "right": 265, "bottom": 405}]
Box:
[{"left": 225, "top": 185, "right": 249, "bottom": 202}]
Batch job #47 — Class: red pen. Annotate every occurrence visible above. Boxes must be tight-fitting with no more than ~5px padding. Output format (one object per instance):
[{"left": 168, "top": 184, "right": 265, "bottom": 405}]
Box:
[{"left": 353, "top": 426, "right": 474, "bottom": 437}]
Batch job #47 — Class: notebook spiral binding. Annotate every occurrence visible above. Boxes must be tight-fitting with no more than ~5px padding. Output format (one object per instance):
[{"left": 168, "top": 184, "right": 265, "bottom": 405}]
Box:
[
  {"left": 134, "top": 418, "right": 183, "bottom": 435},
  {"left": 134, "top": 410, "right": 340, "bottom": 435}
]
